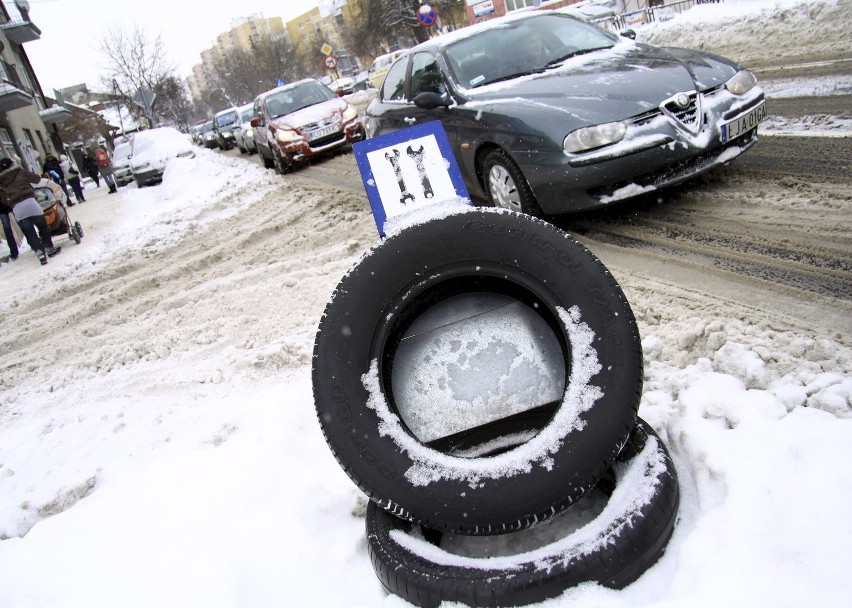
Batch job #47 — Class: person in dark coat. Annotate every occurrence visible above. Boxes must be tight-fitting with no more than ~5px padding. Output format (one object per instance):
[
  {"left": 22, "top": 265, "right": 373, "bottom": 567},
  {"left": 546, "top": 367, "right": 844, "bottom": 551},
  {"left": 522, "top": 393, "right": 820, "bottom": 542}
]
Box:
[
  {"left": 42, "top": 154, "right": 71, "bottom": 202},
  {"left": 0, "top": 193, "right": 19, "bottom": 260},
  {"left": 61, "top": 154, "right": 85, "bottom": 203},
  {"left": 0, "top": 157, "right": 61, "bottom": 265},
  {"left": 82, "top": 153, "right": 100, "bottom": 187}
]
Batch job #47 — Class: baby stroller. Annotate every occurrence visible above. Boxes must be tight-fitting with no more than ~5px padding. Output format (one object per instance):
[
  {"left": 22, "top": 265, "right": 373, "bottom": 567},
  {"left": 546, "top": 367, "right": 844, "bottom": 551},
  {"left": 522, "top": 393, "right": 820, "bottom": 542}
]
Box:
[{"left": 35, "top": 185, "right": 83, "bottom": 244}]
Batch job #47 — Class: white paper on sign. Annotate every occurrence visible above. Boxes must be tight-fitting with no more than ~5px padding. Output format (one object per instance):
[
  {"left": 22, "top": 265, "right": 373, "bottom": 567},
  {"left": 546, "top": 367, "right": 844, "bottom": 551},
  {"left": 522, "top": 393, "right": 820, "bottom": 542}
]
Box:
[{"left": 365, "top": 134, "right": 457, "bottom": 220}]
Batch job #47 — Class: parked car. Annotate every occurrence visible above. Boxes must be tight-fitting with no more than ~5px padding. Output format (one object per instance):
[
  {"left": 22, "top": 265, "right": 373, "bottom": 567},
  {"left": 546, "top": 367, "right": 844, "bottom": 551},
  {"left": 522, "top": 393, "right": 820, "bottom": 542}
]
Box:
[
  {"left": 364, "top": 11, "right": 766, "bottom": 216},
  {"left": 328, "top": 76, "right": 355, "bottom": 96},
  {"left": 199, "top": 121, "right": 218, "bottom": 149},
  {"left": 111, "top": 141, "right": 134, "bottom": 186},
  {"left": 213, "top": 107, "right": 240, "bottom": 150},
  {"left": 352, "top": 69, "right": 373, "bottom": 92},
  {"left": 232, "top": 103, "right": 257, "bottom": 154},
  {"left": 129, "top": 127, "right": 196, "bottom": 187},
  {"left": 368, "top": 48, "right": 409, "bottom": 90},
  {"left": 251, "top": 78, "right": 366, "bottom": 174}
]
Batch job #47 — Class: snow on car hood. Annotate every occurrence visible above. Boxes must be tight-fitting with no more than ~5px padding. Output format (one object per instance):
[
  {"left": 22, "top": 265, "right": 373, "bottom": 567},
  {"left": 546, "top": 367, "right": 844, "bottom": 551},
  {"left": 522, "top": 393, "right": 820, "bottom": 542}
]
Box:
[
  {"left": 462, "top": 42, "right": 741, "bottom": 123},
  {"left": 269, "top": 98, "right": 349, "bottom": 130},
  {"left": 131, "top": 128, "right": 194, "bottom": 168}
]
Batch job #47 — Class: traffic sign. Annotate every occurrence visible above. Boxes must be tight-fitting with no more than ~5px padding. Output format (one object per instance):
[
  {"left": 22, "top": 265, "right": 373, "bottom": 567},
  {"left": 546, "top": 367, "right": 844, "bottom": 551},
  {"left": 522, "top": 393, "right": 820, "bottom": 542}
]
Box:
[
  {"left": 325, "top": 55, "right": 337, "bottom": 69},
  {"left": 417, "top": 4, "right": 437, "bottom": 27},
  {"left": 321, "top": 42, "right": 333, "bottom": 56}
]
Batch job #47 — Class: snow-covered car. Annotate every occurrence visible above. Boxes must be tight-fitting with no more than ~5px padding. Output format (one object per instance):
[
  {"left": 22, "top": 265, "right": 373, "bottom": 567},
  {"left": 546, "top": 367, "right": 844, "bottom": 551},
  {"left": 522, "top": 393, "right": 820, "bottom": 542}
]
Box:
[
  {"left": 213, "top": 107, "right": 240, "bottom": 150},
  {"left": 129, "top": 127, "right": 196, "bottom": 187},
  {"left": 111, "top": 141, "right": 134, "bottom": 186},
  {"left": 368, "top": 48, "right": 409, "bottom": 89},
  {"left": 232, "top": 103, "right": 257, "bottom": 154},
  {"left": 365, "top": 11, "right": 766, "bottom": 215},
  {"left": 250, "top": 78, "right": 365, "bottom": 174},
  {"left": 329, "top": 76, "right": 355, "bottom": 95}
]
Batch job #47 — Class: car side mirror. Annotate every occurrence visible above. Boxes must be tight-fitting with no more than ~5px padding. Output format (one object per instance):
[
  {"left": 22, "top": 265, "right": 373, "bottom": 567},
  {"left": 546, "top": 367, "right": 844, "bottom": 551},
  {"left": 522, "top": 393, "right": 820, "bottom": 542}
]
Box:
[
  {"left": 414, "top": 92, "right": 449, "bottom": 110},
  {"left": 620, "top": 29, "right": 636, "bottom": 40},
  {"left": 250, "top": 117, "right": 261, "bottom": 128},
  {"left": 335, "top": 89, "right": 344, "bottom": 97}
]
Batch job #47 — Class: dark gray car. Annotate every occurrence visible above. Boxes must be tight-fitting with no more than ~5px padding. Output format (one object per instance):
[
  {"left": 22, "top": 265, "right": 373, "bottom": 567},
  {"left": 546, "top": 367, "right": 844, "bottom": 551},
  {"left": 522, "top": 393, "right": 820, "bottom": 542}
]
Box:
[{"left": 364, "top": 11, "right": 766, "bottom": 215}]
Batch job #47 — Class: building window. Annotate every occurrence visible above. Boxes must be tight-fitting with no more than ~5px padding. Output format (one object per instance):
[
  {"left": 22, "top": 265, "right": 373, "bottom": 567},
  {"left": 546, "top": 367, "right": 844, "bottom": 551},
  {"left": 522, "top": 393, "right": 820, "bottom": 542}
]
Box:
[{"left": 505, "top": 0, "right": 539, "bottom": 11}]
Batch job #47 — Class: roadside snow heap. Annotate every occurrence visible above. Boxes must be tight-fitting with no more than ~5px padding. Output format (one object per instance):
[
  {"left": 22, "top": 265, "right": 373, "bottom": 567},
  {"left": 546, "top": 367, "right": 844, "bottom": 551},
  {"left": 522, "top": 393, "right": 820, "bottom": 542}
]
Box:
[{"left": 313, "top": 207, "right": 680, "bottom": 606}]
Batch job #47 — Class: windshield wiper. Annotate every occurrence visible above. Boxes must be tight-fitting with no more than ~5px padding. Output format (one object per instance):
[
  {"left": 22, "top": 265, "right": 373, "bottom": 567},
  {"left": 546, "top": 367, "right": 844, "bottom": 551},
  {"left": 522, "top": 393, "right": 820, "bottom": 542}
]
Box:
[{"left": 545, "top": 46, "right": 612, "bottom": 68}]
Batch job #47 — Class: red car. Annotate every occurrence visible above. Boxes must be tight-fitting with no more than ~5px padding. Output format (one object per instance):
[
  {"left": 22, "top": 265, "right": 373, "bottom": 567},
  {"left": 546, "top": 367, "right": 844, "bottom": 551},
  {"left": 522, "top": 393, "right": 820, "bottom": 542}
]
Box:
[{"left": 250, "top": 78, "right": 365, "bottom": 173}]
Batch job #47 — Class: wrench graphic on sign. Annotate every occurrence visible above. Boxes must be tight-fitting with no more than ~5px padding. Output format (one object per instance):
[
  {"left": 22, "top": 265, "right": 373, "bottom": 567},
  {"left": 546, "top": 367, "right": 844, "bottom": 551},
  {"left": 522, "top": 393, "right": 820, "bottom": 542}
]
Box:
[
  {"left": 385, "top": 149, "right": 415, "bottom": 204},
  {"left": 406, "top": 145, "right": 433, "bottom": 199}
]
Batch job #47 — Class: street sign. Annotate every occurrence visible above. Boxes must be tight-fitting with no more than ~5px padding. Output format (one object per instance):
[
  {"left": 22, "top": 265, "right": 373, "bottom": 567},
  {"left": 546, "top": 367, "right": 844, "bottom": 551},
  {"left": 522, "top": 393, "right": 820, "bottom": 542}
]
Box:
[
  {"left": 325, "top": 55, "right": 337, "bottom": 69},
  {"left": 321, "top": 42, "right": 333, "bottom": 56},
  {"left": 418, "top": 4, "right": 438, "bottom": 27}
]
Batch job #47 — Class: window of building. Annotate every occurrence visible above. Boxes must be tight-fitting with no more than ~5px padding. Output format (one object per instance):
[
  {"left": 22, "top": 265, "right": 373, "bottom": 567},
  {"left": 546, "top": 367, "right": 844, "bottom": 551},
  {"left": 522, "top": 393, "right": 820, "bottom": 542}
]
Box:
[{"left": 505, "top": 0, "right": 539, "bottom": 11}]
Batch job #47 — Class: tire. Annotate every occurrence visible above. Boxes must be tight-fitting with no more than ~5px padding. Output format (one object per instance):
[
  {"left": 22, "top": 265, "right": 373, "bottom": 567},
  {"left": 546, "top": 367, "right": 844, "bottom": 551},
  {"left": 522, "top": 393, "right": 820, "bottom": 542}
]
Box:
[
  {"left": 273, "top": 150, "right": 291, "bottom": 175},
  {"left": 482, "top": 149, "right": 545, "bottom": 217},
  {"left": 313, "top": 208, "right": 642, "bottom": 535},
  {"left": 75, "top": 222, "right": 84, "bottom": 239},
  {"left": 366, "top": 419, "right": 679, "bottom": 608},
  {"left": 70, "top": 225, "right": 81, "bottom": 244},
  {"left": 261, "top": 149, "right": 274, "bottom": 169}
]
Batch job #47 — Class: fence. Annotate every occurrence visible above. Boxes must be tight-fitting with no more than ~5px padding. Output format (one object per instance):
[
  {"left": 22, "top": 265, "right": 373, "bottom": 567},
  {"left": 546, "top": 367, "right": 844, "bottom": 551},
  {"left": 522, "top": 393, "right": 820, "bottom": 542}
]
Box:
[{"left": 596, "top": 0, "right": 722, "bottom": 32}]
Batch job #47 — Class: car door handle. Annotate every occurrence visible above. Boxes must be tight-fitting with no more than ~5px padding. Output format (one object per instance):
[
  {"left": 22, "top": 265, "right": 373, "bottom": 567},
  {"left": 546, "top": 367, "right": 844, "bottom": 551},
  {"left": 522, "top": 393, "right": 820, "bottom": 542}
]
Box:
[{"left": 404, "top": 117, "right": 417, "bottom": 125}]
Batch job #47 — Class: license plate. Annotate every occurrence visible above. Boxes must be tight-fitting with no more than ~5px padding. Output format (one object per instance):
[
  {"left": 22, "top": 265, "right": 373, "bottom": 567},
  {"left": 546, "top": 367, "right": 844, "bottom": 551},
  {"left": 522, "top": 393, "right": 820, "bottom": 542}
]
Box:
[
  {"left": 720, "top": 102, "right": 767, "bottom": 143},
  {"left": 307, "top": 124, "right": 339, "bottom": 141}
]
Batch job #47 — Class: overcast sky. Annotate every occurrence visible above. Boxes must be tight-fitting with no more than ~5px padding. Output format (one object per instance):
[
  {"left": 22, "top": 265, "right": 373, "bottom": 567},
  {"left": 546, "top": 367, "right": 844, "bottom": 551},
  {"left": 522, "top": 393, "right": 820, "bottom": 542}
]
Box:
[{"left": 19, "top": 0, "right": 323, "bottom": 94}]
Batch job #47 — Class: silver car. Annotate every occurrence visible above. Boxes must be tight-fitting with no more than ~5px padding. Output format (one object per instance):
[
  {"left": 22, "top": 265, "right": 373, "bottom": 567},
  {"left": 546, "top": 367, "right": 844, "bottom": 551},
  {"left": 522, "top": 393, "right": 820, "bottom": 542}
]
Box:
[
  {"left": 232, "top": 103, "right": 256, "bottom": 154},
  {"left": 111, "top": 141, "right": 133, "bottom": 186}
]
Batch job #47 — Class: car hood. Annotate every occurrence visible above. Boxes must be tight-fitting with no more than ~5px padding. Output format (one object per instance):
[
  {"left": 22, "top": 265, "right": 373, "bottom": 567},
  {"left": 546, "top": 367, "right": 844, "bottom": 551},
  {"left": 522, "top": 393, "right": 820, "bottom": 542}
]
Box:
[
  {"left": 268, "top": 98, "right": 348, "bottom": 130},
  {"left": 461, "top": 42, "right": 741, "bottom": 123}
]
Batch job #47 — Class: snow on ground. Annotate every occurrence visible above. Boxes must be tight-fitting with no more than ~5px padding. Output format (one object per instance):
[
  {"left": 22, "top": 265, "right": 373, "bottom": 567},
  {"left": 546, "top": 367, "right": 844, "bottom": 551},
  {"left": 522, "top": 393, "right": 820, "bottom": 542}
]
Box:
[{"left": 0, "top": 1, "right": 850, "bottom": 607}]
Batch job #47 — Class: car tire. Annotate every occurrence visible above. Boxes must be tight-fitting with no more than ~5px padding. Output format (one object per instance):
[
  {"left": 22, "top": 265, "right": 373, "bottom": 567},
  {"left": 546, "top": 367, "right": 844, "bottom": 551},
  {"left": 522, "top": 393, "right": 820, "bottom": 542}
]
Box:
[
  {"left": 365, "top": 418, "right": 679, "bottom": 608},
  {"left": 273, "top": 151, "right": 291, "bottom": 175},
  {"left": 313, "top": 208, "right": 642, "bottom": 535},
  {"left": 483, "top": 148, "right": 545, "bottom": 217},
  {"left": 261, "top": 150, "right": 274, "bottom": 169}
]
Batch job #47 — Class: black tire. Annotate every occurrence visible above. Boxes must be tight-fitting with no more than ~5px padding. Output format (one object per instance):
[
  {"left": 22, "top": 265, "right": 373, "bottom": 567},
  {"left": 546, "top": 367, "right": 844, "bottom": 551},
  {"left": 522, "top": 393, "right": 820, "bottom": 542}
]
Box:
[
  {"left": 366, "top": 419, "right": 679, "bottom": 608},
  {"left": 313, "top": 208, "right": 642, "bottom": 534},
  {"left": 70, "top": 226, "right": 81, "bottom": 244},
  {"left": 75, "top": 222, "right": 84, "bottom": 239},
  {"left": 261, "top": 149, "right": 274, "bottom": 169},
  {"left": 482, "top": 148, "right": 545, "bottom": 217},
  {"left": 273, "top": 150, "right": 291, "bottom": 175}
]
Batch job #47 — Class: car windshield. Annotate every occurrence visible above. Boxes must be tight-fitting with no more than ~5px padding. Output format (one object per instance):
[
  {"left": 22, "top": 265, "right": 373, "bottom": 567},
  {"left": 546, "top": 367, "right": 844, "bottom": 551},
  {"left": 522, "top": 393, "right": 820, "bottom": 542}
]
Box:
[
  {"left": 201, "top": 121, "right": 214, "bottom": 134},
  {"left": 113, "top": 143, "right": 132, "bottom": 162},
  {"left": 263, "top": 82, "right": 336, "bottom": 119},
  {"left": 444, "top": 14, "right": 619, "bottom": 89},
  {"left": 240, "top": 107, "right": 254, "bottom": 122},
  {"left": 215, "top": 111, "right": 237, "bottom": 127}
]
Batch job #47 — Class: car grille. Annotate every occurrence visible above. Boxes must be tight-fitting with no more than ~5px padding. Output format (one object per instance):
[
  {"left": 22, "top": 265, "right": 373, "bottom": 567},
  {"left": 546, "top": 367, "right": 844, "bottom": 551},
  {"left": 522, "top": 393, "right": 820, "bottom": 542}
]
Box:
[{"left": 661, "top": 91, "right": 701, "bottom": 134}]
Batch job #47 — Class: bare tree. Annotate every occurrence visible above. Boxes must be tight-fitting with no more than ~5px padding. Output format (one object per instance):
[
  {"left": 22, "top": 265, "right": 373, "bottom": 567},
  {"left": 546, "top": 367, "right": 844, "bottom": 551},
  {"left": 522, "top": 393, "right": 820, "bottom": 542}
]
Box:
[{"left": 98, "top": 24, "right": 176, "bottom": 121}]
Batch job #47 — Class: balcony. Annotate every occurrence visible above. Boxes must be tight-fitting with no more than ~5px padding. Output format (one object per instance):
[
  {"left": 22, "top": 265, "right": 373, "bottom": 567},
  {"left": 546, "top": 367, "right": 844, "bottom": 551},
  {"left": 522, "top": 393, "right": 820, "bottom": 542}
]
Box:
[
  {"left": 0, "top": 18, "right": 41, "bottom": 44},
  {"left": 0, "top": 59, "right": 33, "bottom": 113},
  {"left": 39, "top": 104, "right": 71, "bottom": 124},
  {"left": 0, "top": 81, "right": 32, "bottom": 112}
]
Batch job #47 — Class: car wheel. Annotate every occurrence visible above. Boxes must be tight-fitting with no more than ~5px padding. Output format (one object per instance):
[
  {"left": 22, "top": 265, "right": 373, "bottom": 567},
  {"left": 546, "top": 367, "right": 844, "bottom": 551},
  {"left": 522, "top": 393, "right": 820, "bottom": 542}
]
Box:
[
  {"left": 261, "top": 150, "right": 274, "bottom": 169},
  {"left": 483, "top": 148, "right": 545, "bottom": 217},
  {"left": 366, "top": 419, "right": 679, "bottom": 608},
  {"left": 273, "top": 151, "right": 291, "bottom": 175},
  {"left": 313, "top": 208, "right": 642, "bottom": 535}
]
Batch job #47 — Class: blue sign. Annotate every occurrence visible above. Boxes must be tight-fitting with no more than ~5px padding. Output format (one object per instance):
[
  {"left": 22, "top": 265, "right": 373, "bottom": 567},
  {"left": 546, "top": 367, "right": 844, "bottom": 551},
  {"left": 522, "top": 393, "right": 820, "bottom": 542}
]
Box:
[
  {"left": 353, "top": 121, "right": 470, "bottom": 238},
  {"left": 276, "top": 78, "right": 285, "bottom": 87}
]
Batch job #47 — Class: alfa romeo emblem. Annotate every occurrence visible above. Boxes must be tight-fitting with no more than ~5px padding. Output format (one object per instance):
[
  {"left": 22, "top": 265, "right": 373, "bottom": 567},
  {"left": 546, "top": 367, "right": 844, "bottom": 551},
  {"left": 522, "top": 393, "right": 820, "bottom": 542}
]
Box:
[{"left": 675, "top": 93, "right": 690, "bottom": 108}]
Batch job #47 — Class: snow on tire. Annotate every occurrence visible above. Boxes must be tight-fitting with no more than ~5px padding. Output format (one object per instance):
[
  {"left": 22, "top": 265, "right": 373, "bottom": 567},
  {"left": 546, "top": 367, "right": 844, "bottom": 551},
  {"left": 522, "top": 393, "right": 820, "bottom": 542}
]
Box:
[
  {"left": 365, "top": 419, "right": 680, "bottom": 608},
  {"left": 313, "top": 207, "right": 643, "bottom": 534}
]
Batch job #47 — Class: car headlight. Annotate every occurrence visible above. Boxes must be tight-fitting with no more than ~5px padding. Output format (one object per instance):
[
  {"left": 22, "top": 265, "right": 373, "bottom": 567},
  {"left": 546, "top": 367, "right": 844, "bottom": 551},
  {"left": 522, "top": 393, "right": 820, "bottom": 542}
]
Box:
[
  {"left": 725, "top": 69, "right": 757, "bottom": 95},
  {"left": 131, "top": 161, "right": 150, "bottom": 171},
  {"left": 342, "top": 106, "right": 358, "bottom": 121},
  {"left": 275, "top": 129, "right": 299, "bottom": 143},
  {"left": 563, "top": 121, "right": 627, "bottom": 154}
]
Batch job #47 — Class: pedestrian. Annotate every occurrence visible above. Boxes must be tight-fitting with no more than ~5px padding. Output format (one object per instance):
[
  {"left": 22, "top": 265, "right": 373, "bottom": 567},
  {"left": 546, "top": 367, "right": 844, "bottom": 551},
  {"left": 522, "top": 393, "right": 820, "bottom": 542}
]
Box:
[
  {"left": 42, "top": 153, "right": 72, "bottom": 202},
  {"left": 94, "top": 146, "right": 118, "bottom": 194},
  {"left": 39, "top": 172, "right": 68, "bottom": 205},
  {"left": 60, "top": 154, "right": 86, "bottom": 203},
  {"left": 0, "top": 157, "right": 61, "bottom": 265},
  {"left": 82, "top": 152, "right": 100, "bottom": 187},
  {"left": 1, "top": 192, "right": 19, "bottom": 261}
]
